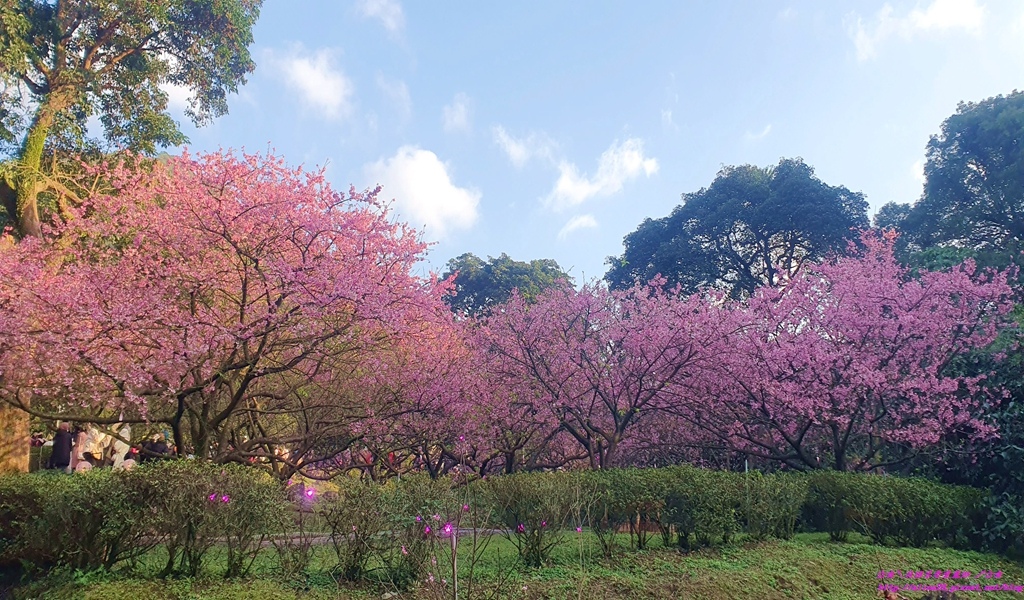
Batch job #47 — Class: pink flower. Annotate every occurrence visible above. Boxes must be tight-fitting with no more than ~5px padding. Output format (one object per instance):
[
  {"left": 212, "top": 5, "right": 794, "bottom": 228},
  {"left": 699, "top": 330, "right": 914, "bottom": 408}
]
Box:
[
  {"left": 208, "top": 493, "right": 217, "bottom": 502},
  {"left": 415, "top": 515, "right": 422, "bottom": 522},
  {"left": 424, "top": 525, "right": 432, "bottom": 535},
  {"left": 432, "top": 514, "right": 440, "bottom": 521},
  {"left": 576, "top": 527, "right": 583, "bottom": 533},
  {"left": 516, "top": 523, "right": 525, "bottom": 533},
  {"left": 401, "top": 545, "right": 408, "bottom": 555},
  {"left": 462, "top": 504, "right": 470, "bottom": 512},
  {"left": 442, "top": 522, "right": 453, "bottom": 536},
  {"left": 221, "top": 494, "right": 230, "bottom": 503},
  {"left": 304, "top": 488, "right": 315, "bottom": 498},
  {"left": 541, "top": 521, "right": 547, "bottom": 528}
]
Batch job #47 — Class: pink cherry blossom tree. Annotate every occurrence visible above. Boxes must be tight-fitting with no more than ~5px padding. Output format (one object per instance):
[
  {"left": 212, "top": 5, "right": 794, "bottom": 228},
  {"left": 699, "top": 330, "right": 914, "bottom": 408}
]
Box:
[
  {"left": 671, "top": 232, "right": 1015, "bottom": 471},
  {"left": 0, "top": 151, "right": 449, "bottom": 479},
  {"left": 475, "top": 282, "right": 722, "bottom": 469}
]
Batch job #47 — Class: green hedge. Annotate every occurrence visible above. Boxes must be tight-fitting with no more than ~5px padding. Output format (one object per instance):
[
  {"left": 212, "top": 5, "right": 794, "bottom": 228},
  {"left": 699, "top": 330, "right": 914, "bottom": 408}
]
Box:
[
  {"left": 0, "top": 461, "right": 287, "bottom": 577},
  {"left": 804, "top": 470, "right": 983, "bottom": 548},
  {"left": 0, "top": 461, "right": 999, "bottom": 584}
]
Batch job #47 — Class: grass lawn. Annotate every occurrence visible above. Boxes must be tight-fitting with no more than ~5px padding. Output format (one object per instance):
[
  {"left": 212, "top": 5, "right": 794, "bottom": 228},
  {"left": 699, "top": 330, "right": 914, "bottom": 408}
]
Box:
[{"left": 7, "top": 531, "right": 1024, "bottom": 599}]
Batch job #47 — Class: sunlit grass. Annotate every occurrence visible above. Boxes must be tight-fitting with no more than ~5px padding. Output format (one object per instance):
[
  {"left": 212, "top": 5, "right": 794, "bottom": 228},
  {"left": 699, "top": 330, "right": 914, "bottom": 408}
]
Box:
[{"left": 9, "top": 530, "right": 1024, "bottom": 599}]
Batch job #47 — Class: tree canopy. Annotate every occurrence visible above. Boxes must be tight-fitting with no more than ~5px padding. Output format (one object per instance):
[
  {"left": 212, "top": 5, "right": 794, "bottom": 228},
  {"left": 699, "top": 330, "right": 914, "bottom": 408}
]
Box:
[
  {"left": 0, "top": 151, "right": 448, "bottom": 479},
  {"left": 0, "top": 0, "right": 262, "bottom": 237},
  {"left": 606, "top": 158, "right": 868, "bottom": 297},
  {"left": 900, "top": 91, "right": 1024, "bottom": 267},
  {"left": 441, "top": 252, "right": 572, "bottom": 316}
]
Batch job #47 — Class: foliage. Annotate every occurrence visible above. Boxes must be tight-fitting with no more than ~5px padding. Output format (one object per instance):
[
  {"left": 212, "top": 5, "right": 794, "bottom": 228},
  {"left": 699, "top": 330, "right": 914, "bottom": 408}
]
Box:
[
  {"left": 0, "top": 151, "right": 449, "bottom": 479},
  {"left": 672, "top": 232, "right": 1014, "bottom": 471},
  {"left": 606, "top": 157, "right": 868, "bottom": 297},
  {"left": 0, "top": 0, "right": 262, "bottom": 236},
  {"left": 376, "top": 474, "right": 456, "bottom": 589},
  {"left": 739, "top": 471, "right": 808, "bottom": 542},
  {"left": 804, "top": 470, "right": 983, "bottom": 549},
  {"left": 480, "top": 472, "right": 573, "bottom": 567},
  {"left": 318, "top": 480, "right": 387, "bottom": 582},
  {"left": 441, "top": 252, "right": 573, "bottom": 316},
  {"left": 0, "top": 461, "right": 285, "bottom": 578},
  {"left": 580, "top": 468, "right": 669, "bottom": 555},
  {"left": 904, "top": 90, "right": 1024, "bottom": 259},
  {"left": 129, "top": 460, "right": 287, "bottom": 578},
  {"left": 0, "top": 469, "right": 152, "bottom": 573},
  {"left": 660, "top": 466, "right": 741, "bottom": 551},
  {"left": 474, "top": 282, "right": 720, "bottom": 469}
]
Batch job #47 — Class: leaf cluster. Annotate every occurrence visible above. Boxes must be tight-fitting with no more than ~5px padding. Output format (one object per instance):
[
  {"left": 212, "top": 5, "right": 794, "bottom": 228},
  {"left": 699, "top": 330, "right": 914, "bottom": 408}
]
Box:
[{"left": 606, "top": 157, "right": 868, "bottom": 297}]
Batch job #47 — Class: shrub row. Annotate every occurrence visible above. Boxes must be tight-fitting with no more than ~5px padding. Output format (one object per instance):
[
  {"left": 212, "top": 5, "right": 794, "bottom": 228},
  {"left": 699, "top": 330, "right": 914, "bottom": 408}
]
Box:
[
  {"left": 0, "top": 463, "right": 991, "bottom": 581},
  {"left": 475, "top": 466, "right": 984, "bottom": 563},
  {"left": 0, "top": 461, "right": 286, "bottom": 577},
  {"left": 804, "top": 470, "right": 985, "bottom": 548}
]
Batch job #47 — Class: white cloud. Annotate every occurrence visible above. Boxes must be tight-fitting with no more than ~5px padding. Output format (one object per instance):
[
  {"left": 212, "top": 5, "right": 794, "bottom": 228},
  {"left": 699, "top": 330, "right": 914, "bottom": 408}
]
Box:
[
  {"left": 376, "top": 74, "right": 411, "bottom": 121},
  {"left": 364, "top": 146, "right": 480, "bottom": 239},
  {"left": 545, "top": 138, "right": 659, "bottom": 210},
  {"left": 744, "top": 124, "right": 772, "bottom": 142},
  {"left": 443, "top": 93, "right": 471, "bottom": 134},
  {"left": 356, "top": 0, "right": 405, "bottom": 34},
  {"left": 847, "top": 0, "right": 985, "bottom": 62},
  {"left": 492, "top": 126, "right": 556, "bottom": 168},
  {"left": 264, "top": 46, "right": 353, "bottom": 120},
  {"left": 912, "top": 159, "right": 926, "bottom": 184},
  {"left": 160, "top": 82, "right": 192, "bottom": 112},
  {"left": 557, "top": 214, "right": 598, "bottom": 240}
]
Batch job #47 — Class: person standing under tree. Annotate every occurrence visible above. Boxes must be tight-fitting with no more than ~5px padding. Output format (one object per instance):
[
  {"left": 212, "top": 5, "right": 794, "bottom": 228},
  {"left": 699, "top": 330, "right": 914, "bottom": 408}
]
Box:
[{"left": 47, "top": 423, "right": 73, "bottom": 472}]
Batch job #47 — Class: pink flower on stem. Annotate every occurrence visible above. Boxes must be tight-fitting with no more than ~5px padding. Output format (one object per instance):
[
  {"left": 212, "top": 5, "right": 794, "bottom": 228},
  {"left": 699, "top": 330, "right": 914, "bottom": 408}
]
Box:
[
  {"left": 462, "top": 504, "right": 470, "bottom": 512},
  {"left": 442, "top": 522, "right": 453, "bottom": 537},
  {"left": 516, "top": 523, "right": 525, "bottom": 533},
  {"left": 220, "top": 494, "right": 230, "bottom": 503},
  {"left": 401, "top": 545, "right": 408, "bottom": 555},
  {"left": 424, "top": 525, "right": 432, "bottom": 535},
  {"left": 208, "top": 493, "right": 217, "bottom": 502}
]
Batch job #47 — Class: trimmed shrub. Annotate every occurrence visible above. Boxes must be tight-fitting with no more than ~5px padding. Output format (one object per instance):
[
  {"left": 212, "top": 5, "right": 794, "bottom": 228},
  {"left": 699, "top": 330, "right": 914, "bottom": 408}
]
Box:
[
  {"left": 376, "top": 474, "right": 456, "bottom": 589},
  {"left": 0, "top": 469, "right": 154, "bottom": 573},
  {"left": 663, "top": 466, "right": 741, "bottom": 551},
  {"left": 480, "top": 471, "right": 572, "bottom": 567},
  {"left": 579, "top": 468, "right": 671, "bottom": 555},
  {"left": 740, "top": 471, "right": 809, "bottom": 541},
  {"left": 319, "top": 480, "right": 388, "bottom": 582},
  {"left": 806, "top": 470, "right": 983, "bottom": 548}
]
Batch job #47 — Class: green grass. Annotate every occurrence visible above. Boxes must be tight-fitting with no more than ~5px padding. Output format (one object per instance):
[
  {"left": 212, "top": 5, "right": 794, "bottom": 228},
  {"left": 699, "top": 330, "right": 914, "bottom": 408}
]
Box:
[{"left": 7, "top": 532, "right": 1024, "bottom": 599}]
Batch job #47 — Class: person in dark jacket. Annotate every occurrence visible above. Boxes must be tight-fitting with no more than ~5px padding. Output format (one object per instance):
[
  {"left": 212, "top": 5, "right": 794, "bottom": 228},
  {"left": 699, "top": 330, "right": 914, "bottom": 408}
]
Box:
[
  {"left": 140, "top": 434, "right": 171, "bottom": 462},
  {"left": 48, "top": 422, "right": 73, "bottom": 471}
]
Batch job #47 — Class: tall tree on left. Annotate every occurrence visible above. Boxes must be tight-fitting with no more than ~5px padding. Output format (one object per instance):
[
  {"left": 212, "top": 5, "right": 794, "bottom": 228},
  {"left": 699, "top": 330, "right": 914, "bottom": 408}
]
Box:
[{"left": 0, "top": 0, "right": 262, "bottom": 237}]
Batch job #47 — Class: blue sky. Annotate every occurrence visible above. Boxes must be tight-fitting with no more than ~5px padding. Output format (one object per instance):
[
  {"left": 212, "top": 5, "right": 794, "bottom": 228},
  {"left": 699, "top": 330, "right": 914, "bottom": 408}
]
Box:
[{"left": 163, "top": 0, "right": 1024, "bottom": 282}]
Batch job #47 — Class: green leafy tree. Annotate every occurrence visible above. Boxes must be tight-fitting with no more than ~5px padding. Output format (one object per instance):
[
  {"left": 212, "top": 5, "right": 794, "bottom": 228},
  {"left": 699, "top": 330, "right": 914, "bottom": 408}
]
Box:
[
  {"left": 0, "top": 0, "right": 262, "bottom": 236},
  {"left": 894, "top": 92, "right": 1024, "bottom": 555},
  {"left": 873, "top": 201, "right": 912, "bottom": 231},
  {"left": 606, "top": 158, "right": 868, "bottom": 297},
  {"left": 441, "top": 252, "right": 573, "bottom": 316},
  {"left": 907, "top": 91, "right": 1024, "bottom": 261}
]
